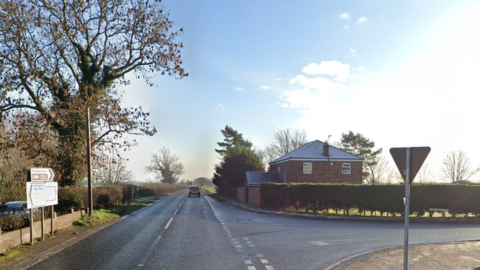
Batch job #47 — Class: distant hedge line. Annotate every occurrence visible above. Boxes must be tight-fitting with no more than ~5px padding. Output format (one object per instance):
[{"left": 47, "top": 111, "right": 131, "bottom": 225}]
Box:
[
  {"left": 261, "top": 183, "right": 480, "bottom": 217},
  {"left": 56, "top": 183, "right": 186, "bottom": 215}
]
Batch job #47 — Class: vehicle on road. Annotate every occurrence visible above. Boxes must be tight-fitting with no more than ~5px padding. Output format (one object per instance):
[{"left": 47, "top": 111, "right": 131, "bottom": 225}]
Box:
[{"left": 188, "top": 186, "right": 201, "bottom": 197}]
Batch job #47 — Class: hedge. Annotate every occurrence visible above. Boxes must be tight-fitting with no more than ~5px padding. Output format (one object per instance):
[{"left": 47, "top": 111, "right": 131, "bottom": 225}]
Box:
[{"left": 261, "top": 183, "right": 480, "bottom": 217}]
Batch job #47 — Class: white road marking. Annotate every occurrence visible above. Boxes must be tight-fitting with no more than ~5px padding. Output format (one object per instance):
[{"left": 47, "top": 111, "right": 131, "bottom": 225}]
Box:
[
  {"left": 235, "top": 245, "right": 242, "bottom": 248},
  {"left": 174, "top": 209, "right": 179, "bottom": 215},
  {"left": 245, "top": 260, "right": 253, "bottom": 264},
  {"left": 137, "top": 235, "right": 162, "bottom": 267},
  {"left": 265, "top": 265, "right": 274, "bottom": 270},
  {"left": 249, "top": 244, "right": 255, "bottom": 248},
  {"left": 310, "top": 241, "right": 330, "bottom": 246},
  {"left": 165, "top": 218, "right": 173, "bottom": 229},
  {"left": 260, "top": 259, "right": 269, "bottom": 264},
  {"left": 256, "top": 253, "right": 264, "bottom": 258},
  {"left": 122, "top": 215, "right": 129, "bottom": 219},
  {"left": 248, "top": 266, "right": 256, "bottom": 270}
]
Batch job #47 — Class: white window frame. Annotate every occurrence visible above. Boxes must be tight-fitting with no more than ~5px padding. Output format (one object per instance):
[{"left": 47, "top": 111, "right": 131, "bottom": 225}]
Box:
[
  {"left": 303, "top": 163, "right": 312, "bottom": 174},
  {"left": 342, "top": 163, "right": 351, "bottom": 175}
]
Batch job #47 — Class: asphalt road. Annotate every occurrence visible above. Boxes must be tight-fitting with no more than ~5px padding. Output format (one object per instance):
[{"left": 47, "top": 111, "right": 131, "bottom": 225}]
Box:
[{"left": 28, "top": 191, "right": 480, "bottom": 270}]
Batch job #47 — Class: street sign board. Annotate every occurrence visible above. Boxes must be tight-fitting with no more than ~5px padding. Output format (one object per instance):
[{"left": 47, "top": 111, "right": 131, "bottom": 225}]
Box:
[
  {"left": 27, "top": 182, "right": 58, "bottom": 209},
  {"left": 30, "top": 168, "right": 55, "bottom": 182},
  {"left": 390, "top": 147, "right": 430, "bottom": 183}
]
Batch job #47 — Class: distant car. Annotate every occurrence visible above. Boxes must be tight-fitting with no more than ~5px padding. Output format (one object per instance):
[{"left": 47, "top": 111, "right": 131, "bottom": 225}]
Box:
[
  {"left": 188, "top": 186, "right": 201, "bottom": 197},
  {"left": 0, "top": 201, "right": 29, "bottom": 218}
]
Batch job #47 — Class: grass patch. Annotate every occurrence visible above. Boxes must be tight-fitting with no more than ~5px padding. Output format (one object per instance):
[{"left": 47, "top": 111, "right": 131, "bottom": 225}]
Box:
[
  {"left": 73, "top": 197, "right": 161, "bottom": 227},
  {"left": 74, "top": 209, "right": 119, "bottom": 227},
  {"left": 201, "top": 186, "right": 216, "bottom": 194},
  {"left": 0, "top": 250, "right": 22, "bottom": 263}
]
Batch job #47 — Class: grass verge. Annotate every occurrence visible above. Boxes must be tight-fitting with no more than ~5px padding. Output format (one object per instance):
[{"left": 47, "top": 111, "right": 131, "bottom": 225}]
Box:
[
  {"left": 0, "top": 250, "right": 22, "bottom": 263},
  {"left": 74, "top": 196, "right": 161, "bottom": 227}
]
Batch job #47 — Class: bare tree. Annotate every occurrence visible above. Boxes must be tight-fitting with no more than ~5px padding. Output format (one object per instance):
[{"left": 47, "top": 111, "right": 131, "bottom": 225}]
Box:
[
  {"left": 442, "top": 150, "right": 478, "bottom": 182},
  {"left": 416, "top": 163, "right": 434, "bottom": 183},
  {"left": 145, "top": 147, "right": 185, "bottom": 184},
  {"left": 385, "top": 168, "right": 403, "bottom": 184},
  {"left": 264, "top": 128, "right": 308, "bottom": 163},
  {"left": 94, "top": 150, "right": 133, "bottom": 185},
  {"left": 364, "top": 155, "right": 391, "bottom": 185}
]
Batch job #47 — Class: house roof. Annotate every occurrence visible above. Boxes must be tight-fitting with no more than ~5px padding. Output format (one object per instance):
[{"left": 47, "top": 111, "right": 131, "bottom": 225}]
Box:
[
  {"left": 269, "top": 140, "right": 364, "bottom": 164},
  {"left": 245, "top": 172, "right": 280, "bottom": 186}
]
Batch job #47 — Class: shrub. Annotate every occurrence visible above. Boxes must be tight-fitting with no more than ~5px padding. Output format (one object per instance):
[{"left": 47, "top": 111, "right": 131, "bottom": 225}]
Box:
[
  {"left": 138, "top": 188, "right": 155, "bottom": 197},
  {"left": 94, "top": 186, "right": 123, "bottom": 208},
  {"left": 0, "top": 215, "right": 26, "bottom": 232},
  {"left": 138, "top": 183, "right": 186, "bottom": 197},
  {"left": 122, "top": 185, "right": 137, "bottom": 202},
  {"left": 56, "top": 187, "right": 83, "bottom": 215}
]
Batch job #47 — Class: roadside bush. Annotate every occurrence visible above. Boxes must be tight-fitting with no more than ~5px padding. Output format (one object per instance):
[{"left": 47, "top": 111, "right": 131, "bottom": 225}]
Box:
[
  {"left": 138, "top": 183, "right": 186, "bottom": 197},
  {"left": 122, "top": 185, "right": 137, "bottom": 202},
  {"left": 94, "top": 186, "right": 123, "bottom": 208},
  {"left": 261, "top": 183, "right": 294, "bottom": 210},
  {"left": 138, "top": 188, "right": 155, "bottom": 197},
  {"left": 261, "top": 183, "right": 480, "bottom": 217},
  {"left": 0, "top": 215, "right": 27, "bottom": 232},
  {"left": 56, "top": 187, "right": 83, "bottom": 215}
]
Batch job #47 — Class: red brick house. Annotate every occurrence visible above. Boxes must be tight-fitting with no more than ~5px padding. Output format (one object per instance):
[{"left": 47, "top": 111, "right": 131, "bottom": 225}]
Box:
[
  {"left": 268, "top": 140, "right": 363, "bottom": 184},
  {"left": 241, "top": 140, "right": 363, "bottom": 206}
]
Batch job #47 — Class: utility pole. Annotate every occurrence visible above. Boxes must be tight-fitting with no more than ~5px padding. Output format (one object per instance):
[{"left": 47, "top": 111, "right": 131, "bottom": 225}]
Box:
[{"left": 86, "top": 108, "right": 93, "bottom": 217}]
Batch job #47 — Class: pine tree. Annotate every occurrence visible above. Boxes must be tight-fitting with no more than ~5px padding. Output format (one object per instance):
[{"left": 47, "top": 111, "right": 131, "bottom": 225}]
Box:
[
  {"left": 215, "top": 125, "right": 252, "bottom": 156},
  {"left": 213, "top": 126, "right": 263, "bottom": 197},
  {"left": 341, "top": 131, "right": 382, "bottom": 180}
]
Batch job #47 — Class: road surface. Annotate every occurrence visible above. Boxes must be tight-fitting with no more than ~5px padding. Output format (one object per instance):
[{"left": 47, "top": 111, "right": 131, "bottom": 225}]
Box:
[{"left": 28, "top": 191, "right": 480, "bottom": 270}]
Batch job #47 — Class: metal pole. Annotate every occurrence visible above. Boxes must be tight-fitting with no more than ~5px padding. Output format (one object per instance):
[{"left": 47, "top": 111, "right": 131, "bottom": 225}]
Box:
[
  {"left": 51, "top": 205, "right": 54, "bottom": 237},
  {"left": 404, "top": 148, "right": 412, "bottom": 270},
  {"left": 30, "top": 208, "right": 34, "bottom": 245},
  {"left": 41, "top": 207, "right": 44, "bottom": 240},
  {"left": 86, "top": 108, "right": 94, "bottom": 217}
]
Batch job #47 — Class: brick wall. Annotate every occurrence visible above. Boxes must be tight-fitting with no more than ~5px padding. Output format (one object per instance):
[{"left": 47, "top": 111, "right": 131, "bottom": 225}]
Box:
[
  {"left": 0, "top": 209, "right": 86, "bottom": 253},
  {"left": 270, "top": 160, "right": 362, "bottom": 184},
  {"left": 248, "top": 187, "right": 261, "bottom": 207},
  {"left": 237, "top": 187, "right": 246, "bottom": 203}
]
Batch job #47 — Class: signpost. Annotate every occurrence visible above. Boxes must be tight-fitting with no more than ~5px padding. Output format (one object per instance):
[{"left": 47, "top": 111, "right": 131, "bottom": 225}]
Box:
[
  {"left": 30, "top": 168, "right": 55, "bottom": 182},
  {"left": 390, "top": 147, "right": 430, "bottom": 270},
  {"left": 27, "top": 168, "right": 58, "bottom": 244},
  {"left": 27, "top": 182, "right": 58, "bottom": 209}
]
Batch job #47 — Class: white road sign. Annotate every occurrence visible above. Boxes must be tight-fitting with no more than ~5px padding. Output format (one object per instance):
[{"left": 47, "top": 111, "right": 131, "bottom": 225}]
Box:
[
  {"left": 30, "top": 168, "right": 55, "bottom": 182},
  {"left": 27, "top": 182, "right": 58, "bottom": 209}
]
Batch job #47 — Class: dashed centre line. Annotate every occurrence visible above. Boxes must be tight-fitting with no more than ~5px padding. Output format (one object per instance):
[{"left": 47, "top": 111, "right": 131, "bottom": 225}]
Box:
[{"left": 204, "top": 195, "right": 275, "bottom": 270}]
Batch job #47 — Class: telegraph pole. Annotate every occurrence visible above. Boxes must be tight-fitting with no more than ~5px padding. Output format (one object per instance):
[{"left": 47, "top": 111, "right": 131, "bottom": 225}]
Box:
[{"left": 86, "top": 108, "right": 93, "bottom": 217}]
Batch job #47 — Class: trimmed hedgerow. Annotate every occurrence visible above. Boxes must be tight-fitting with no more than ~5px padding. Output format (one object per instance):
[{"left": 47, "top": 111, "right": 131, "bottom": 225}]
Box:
[{"left": 261, "top": 183, "right": 480, "bottom": 217}]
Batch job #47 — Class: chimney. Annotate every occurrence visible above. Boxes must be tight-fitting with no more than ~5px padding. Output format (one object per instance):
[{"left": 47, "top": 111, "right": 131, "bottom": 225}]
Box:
[{"left": 323, "top": 142, "right": 330, "bottom": 157}]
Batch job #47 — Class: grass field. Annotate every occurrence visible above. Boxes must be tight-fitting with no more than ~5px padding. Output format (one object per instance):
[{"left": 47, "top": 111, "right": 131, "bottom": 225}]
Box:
[{"left": 201, "top": 185, "right": 216, "bottom": 194}]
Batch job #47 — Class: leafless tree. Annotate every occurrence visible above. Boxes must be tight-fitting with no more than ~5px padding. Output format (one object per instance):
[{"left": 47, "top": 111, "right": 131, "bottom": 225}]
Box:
[
  {"left": 94, "top": 150, "right": 133, "bottom": 185},
  {"left": 442, "top": 150, "right": 478, "bottom": 182},
  {"left": 145, "top": 147, "right": 185, "bottom": 184},
  {"left": 264, "top": 128, "right": 308, "bottom": 165},
  {"left": 364, "top": 155, "right": 391, "bottom": 185},
  {"left": 416, "top": 163, "right": 435, "bottom": 183}
]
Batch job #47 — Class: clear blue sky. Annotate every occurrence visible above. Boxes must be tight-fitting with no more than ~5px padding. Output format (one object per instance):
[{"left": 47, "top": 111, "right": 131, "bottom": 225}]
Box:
[{"left": 123, "top": 0, "right": 480, "bottom": 182}]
